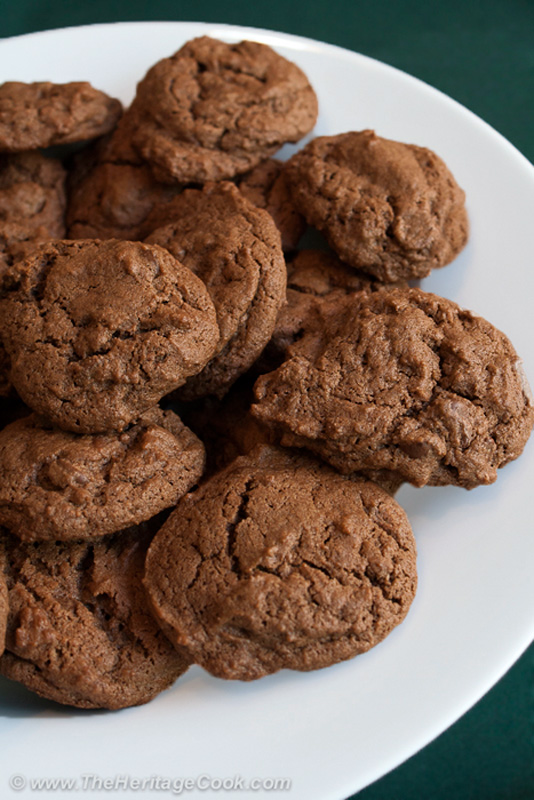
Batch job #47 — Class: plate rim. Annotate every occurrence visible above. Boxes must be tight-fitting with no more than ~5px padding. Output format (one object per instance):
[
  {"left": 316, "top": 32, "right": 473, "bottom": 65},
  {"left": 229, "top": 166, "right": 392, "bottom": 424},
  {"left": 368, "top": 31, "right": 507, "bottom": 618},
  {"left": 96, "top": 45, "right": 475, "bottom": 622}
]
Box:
[
  {"left": 1, "top": 20, "right": 533, "bottom": 799},
  {"left": 2, "top": 19, "right": 533, "bottom": 172}
]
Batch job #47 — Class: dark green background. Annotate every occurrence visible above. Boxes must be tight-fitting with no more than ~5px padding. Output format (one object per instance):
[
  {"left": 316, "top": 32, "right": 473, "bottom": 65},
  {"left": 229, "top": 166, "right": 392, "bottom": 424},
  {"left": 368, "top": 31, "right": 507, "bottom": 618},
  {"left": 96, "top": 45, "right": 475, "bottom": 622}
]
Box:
[{"left": 2, "top": 2, "right": 533, "bottom": 798}]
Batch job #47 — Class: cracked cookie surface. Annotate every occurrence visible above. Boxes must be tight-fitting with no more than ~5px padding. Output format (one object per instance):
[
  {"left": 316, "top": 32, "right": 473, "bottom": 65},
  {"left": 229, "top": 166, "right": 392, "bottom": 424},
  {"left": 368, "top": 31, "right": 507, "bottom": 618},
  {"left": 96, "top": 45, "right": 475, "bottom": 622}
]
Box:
[
  {"left": 0, "top": 524, "right": 190, "bottom": 709},
  {"left": 0, "top": 81, "right": 122, "bottom": 152},
  {"left": 146, "top": 182, "right": 286, "bottom": 399},
  {"left": 284, "top": 130, "right": 468, "bottom": 282},
  {"left": 0, "top": 239, "right": 220, "bottom": 433},
  {"left": 143, "top": 446, "right": 417, "bottom": 680},
  {"left": 252, "top": 287, "right": 534, "bottom": 488},
  {"left": 131, "top": 36, "right": 318, "bottom": 183},
  {"left": 0, "top": 407, "right": 205, "bottom": 542}
]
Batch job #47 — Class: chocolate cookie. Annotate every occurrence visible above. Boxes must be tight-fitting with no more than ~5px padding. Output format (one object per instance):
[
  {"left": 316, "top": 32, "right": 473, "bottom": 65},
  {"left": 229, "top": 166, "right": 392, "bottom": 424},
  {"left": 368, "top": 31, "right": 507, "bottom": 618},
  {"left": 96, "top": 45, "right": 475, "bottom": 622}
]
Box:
[
  {"left": 0, "top": 81, "right": 122, "bottom": 152},
  {"left": 263, "top": 248, "right": 406, "bottom": 370},
  {"left": 0, "top": 151, "right": 67, "bottom": 245},
  {"left": 0, "top": 524, "right": 190, "bottom": 709},
  {"left": 237, "top": 158, "right": 306, "bottom": 251},
  {"left": 284, "top": 130, "right": 468, "bottom": 282},
  {"left": 131, "top": 37, "right": 318, "bottom": 183},
  {"left": 144, "top": 446, "right": 417, "bottom": 680},
  {"left": 66, "top": 160, "right": 181, "bottom": 241},
  {"left": 146, "top": 182, "right": 286, "bottom": 399},
  {"left": 0, "top": 407, "right": 205, "bottom": 542},
  {"left": 65, "top": 107, "right": 183, "bottom": 242},
  {"left": 0, "top": 239, "right": 219, "bottom": 433},
  {"left": 182, "top": 377, "right": 402, "bottom": 494},
  {"left": 286, "top": 248, "right": 406, "bottom": 296},
  {"left": 252, "top": 288, "right": 534, "bottom": 488},
  {"left": 95, "top": 100, "right": 149, "bottom": 165},
  {"left": 0, "top": 153, "right": 69, "bottom": 401}
]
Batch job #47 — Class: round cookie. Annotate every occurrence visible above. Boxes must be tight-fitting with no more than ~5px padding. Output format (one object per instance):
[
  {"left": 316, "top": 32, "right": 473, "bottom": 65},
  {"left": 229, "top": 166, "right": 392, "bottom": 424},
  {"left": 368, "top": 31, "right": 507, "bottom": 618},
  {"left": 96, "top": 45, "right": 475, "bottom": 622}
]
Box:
[
  {"left": 0, "top": 407, "right": 205, "bottom": 542},
  {"left": 131, "top": 36, "right": 318, "bottom": 183},
  {"left": 0, "top": 524, "right": 190, "bottom": 709},
  {"left": 144, "top": 446, "right": 417, "bottom": 681},
  {"left": 252, "top": 287, "right": 534, "bottom": 489},
  {"left": 0, "top": 81, "right": 122, "bottom": 152},
  {"left": 237, "top": 158, "right": 306, "bottom": 251},
  {"left": 146, "top": 182, "right": 286, "bottom": 399},
  {"left": 0, "top": 239, "right": 220, "bottom": 433},
  {"left": 284, "top": 130, "right": 468, "bottom": 282}
]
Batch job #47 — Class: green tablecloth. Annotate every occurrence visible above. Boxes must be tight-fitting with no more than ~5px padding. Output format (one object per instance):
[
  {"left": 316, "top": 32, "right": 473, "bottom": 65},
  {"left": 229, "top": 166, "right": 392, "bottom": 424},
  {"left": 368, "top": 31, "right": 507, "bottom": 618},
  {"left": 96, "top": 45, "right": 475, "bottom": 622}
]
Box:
[{"left": 2, "top": 2, "right": 533, "bottom": 797}]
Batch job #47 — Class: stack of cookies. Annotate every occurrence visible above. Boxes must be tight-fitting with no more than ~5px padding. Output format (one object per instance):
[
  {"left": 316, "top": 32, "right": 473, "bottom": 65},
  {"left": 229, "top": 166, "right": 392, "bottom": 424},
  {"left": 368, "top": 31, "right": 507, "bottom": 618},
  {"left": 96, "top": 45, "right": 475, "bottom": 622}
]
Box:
[{"left": 0, "top": 36, "right": 532, "bottom": 709}]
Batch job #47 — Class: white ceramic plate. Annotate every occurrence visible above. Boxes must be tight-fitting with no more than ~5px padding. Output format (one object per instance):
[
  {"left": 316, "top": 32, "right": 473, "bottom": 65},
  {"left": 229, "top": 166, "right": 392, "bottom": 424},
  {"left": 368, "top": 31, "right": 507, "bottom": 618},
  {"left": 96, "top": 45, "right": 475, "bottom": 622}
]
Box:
[{"left": 1, "top": 21, "right": 533, "bottom": 800}]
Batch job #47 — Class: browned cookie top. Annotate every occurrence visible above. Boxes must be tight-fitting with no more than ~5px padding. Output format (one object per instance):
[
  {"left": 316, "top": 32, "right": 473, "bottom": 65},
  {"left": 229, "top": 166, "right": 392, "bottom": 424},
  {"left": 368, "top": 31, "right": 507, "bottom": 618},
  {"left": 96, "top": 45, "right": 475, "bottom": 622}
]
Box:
[
  {"left": 252, "top": 288, "right": 534, "bottom": 488},
  {"left": 0, "top": 239, "right": 219, "bottom": 433},
  {"left": 146, "top": 182, "right": 286, "bottom": 399},
  {"left": 0, "top": 407, "right": 205, "bottom": 542},
  {"left": 132, "top": 37, "right": 318, "bottom": 183},
  {"left": 0, "top": 81, "right": 122, "bottom": 152},
  {"left": 0, "top": 524, "right": 190, "bottom": 709},
  {"left": 237, "top": 158, "right": 306, "bottom": 251},
  {"left": 284, "top": 130, "right": 468, "bottom": 282},
  {"left": 144, "top": 446, "right": 417, "bottom": 681}
]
